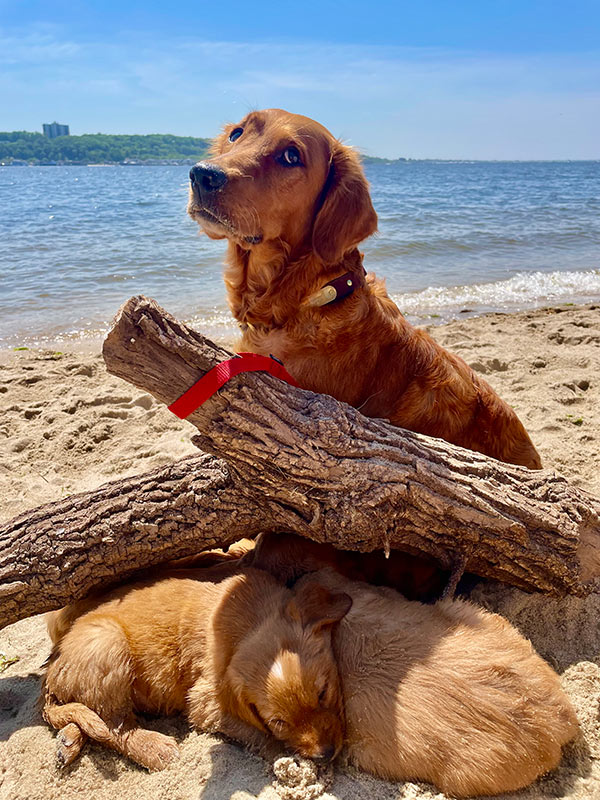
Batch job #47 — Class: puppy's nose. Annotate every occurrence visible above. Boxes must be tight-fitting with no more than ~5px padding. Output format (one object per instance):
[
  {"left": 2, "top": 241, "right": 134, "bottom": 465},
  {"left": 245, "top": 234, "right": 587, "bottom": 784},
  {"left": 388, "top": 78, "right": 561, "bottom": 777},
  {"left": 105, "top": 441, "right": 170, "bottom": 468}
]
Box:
[
  {"left": 190, "top": 162, "right": 228, "bottom": 193},
  {"left": 313, "top": 744, "right": 336, "bottom": 763}
]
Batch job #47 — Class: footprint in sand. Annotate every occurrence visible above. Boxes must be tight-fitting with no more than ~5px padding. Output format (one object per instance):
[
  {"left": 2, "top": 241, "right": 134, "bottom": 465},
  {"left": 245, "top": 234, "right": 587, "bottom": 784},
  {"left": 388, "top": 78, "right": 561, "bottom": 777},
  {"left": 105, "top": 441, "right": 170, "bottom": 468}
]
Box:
[
  {"left": 100, "top": 409, "right": 130, "bottom": 420},
  {"left": 548, "top": 329, "right": 600, "bottom": 346},
  {"left": 88, "top": 394, "right": 134, "bottom": 407},
  {"left": 469, "top": 357, "right": 508, "bottom": 374},
  {"left": 553, "top": 382, "right": 586, "bottom": 406},
  {"left": 11, "top": 437, "right": 32, "bottom": 453},
  {"left": 130, "top": 394, "right": 154, "bottom": 410},
  {"left": 17, "top": 374, "right": 44, "bottom": 386},
  {"left": 91, "top": 424, "right": 113, "bottom": 443},
  {"left": 67, "top": 363, "right": 96, "bottom": 378}
]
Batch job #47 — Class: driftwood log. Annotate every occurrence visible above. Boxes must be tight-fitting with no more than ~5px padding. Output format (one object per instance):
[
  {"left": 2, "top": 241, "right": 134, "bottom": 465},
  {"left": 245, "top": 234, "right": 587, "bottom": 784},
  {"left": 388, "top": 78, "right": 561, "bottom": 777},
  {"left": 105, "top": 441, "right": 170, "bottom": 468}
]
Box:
[{"left": 1, "top": 295, "right": 599, "bottom": 630}]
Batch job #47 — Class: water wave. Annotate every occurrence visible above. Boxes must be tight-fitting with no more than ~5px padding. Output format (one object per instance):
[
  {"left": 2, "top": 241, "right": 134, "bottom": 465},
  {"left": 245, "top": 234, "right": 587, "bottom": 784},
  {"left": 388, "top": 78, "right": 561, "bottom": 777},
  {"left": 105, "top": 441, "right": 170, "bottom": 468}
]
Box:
[
  {"left": 392, "top": 269, "right": 600, "bottom": 323},
  {"left": 2, "top": 162, "right": 600, "bottom": 348}
]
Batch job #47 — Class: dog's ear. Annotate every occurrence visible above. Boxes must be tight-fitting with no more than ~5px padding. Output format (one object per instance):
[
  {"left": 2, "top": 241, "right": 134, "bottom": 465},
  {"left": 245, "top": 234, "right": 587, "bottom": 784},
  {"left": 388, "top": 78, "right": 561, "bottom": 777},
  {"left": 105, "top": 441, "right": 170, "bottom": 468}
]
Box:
[
  {"left": 224, "top": 664, "right": 268, "bottom": 732},
  {"left": 286, "top": 582, "right": 352, "bottom": 633},
  {"left": 312, "top": 142, "right": 378, "bottom": 265}
]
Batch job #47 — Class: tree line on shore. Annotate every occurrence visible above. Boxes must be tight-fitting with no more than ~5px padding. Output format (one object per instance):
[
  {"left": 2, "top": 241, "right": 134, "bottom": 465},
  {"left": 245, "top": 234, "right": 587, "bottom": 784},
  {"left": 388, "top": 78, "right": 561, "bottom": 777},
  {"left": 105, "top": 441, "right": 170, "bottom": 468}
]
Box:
[
  {"left": 1, "top": 131, "right": 407, "bottom": 166},
  {"left": 0, "top": 132, "right": 211, "bottom": 165}
]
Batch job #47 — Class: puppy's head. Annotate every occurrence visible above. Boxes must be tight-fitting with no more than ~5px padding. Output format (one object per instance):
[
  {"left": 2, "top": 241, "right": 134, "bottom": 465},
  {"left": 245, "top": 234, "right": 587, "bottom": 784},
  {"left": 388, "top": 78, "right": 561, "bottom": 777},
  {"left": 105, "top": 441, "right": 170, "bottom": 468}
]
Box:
[
  {"left": 187, "top": 108, "right": 377, "bottom": 264},
  {"left": 224, "top": 579, "right": 351, "bottom": 761}
]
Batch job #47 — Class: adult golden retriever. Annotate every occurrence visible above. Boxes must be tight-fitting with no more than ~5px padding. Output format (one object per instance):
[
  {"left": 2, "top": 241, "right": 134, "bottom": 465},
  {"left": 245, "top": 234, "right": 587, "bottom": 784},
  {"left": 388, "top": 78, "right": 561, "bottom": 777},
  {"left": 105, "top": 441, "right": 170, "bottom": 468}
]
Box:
[{"left": 188, "top": 108, "right": 541, "bottom": 469}]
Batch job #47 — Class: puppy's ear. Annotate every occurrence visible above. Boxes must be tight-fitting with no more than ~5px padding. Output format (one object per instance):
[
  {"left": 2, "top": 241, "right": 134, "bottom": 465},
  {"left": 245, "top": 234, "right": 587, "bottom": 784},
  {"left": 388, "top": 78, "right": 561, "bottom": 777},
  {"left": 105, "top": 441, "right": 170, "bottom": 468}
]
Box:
[
  {"left": 312, "top": 142, "right": 378, "bottom": 265},
  {"left": 224, "top": 664, "right": 268, "bottom": 732},
  {"left": 286, "top": 582, "right": 352, "bottom": 633}
]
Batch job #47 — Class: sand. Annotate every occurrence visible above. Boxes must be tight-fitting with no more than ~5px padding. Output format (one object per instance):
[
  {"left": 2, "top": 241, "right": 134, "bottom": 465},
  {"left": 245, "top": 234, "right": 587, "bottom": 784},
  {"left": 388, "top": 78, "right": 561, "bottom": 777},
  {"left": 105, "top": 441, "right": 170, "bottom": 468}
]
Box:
[{"left": 1, "top": 302, "right": 599, "bottom": 800}]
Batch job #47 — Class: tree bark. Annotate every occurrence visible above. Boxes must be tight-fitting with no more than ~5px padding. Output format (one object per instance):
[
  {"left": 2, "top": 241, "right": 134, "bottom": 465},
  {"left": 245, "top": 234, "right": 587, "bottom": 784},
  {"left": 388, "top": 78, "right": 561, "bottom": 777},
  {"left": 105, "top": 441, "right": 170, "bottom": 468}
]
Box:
[
  {"left": 0, "top": 453, "right": 310, "bottom": 629},
  {"left": 1, "top": 295, "right": 599, "bottom": 629}
]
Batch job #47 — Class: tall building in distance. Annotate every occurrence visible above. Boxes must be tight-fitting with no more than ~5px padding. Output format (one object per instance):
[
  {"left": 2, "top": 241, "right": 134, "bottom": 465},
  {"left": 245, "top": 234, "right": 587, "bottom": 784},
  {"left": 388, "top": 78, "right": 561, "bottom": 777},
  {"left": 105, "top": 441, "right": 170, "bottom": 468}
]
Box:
[{"left": 43, "top": 122, "right": 70, "bottom": 139}]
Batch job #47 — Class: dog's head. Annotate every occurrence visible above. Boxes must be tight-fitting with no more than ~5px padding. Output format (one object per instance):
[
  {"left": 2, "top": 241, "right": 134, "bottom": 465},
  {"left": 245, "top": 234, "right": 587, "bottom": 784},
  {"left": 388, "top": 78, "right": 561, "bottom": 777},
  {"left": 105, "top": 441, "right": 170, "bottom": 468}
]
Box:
[
  {"left": 188, "top": 108, "right": 377, "bottom": 265},
  {"left": 224, "top": 578, "right": 351, "bottom": 761}
]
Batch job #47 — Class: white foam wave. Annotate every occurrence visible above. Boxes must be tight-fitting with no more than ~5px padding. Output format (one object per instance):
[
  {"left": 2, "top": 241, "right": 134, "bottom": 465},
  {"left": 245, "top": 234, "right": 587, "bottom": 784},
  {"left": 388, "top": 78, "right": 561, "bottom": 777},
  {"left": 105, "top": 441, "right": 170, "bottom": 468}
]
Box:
[
  {"left": 391, "top": 270, "right": 600, "bottom": 322},
  {"left": 184, "top": 310, "right": 240, "bottom": 344},
  {"left": 3, "top": 270, "right": 599, "bottom": 350}
]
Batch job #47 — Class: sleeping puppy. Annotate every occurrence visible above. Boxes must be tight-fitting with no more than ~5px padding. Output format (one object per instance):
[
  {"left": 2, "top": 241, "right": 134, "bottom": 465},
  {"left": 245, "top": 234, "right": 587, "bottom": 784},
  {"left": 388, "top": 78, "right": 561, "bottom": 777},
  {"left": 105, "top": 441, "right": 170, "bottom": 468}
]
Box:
[
  {"left": 42, "top": 565, "right": 351, "bottom": 770},
  {"left": 302, "top": 568, "right": 579, "bottom": 798},
  {"left": 188, "top": 108, "right": 541, "bottom": 470}
]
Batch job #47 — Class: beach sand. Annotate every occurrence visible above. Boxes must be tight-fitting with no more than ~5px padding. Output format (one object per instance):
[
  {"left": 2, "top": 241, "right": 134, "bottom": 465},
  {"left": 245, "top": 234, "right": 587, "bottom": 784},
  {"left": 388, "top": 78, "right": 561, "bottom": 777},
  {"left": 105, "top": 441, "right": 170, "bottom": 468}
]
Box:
[{"left": 1, "top": 303, "right": 599, "bottom": 800}]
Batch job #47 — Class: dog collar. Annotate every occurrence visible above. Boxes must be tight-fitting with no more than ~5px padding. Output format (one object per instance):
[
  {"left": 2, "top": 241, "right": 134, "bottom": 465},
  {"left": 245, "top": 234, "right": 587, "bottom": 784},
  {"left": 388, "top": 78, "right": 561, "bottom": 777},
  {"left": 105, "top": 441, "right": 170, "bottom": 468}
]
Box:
[
  {"left": 238, "top": 267, "right": 367, "bottom": 334},
  {"left": 306, "top": 269, "right": 366, "bottom": 308}
]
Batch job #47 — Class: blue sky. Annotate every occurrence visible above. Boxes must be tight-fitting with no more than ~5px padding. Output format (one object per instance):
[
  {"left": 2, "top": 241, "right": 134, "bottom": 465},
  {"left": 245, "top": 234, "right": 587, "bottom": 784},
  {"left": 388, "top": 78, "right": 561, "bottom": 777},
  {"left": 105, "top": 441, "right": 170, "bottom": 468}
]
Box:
[{"left": 1, "top": 1, "right": 599, "bottom": 159}]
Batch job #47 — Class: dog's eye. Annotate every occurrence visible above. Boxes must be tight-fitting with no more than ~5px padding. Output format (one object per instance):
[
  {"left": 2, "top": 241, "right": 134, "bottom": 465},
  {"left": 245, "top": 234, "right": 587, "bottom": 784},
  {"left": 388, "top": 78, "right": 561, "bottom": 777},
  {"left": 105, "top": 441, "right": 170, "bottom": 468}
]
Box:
[
  {"left": 229, "top": 127, "right": 243, "bottom": 143},
  {"left": 318, "top": 687, "right": 327, "bottom": 704},
  {"left": 280, "top": 146, "right": 302, "bottom": 167},
  {"left": 270, "top": 718, "right": 287, "bottom": 731}
]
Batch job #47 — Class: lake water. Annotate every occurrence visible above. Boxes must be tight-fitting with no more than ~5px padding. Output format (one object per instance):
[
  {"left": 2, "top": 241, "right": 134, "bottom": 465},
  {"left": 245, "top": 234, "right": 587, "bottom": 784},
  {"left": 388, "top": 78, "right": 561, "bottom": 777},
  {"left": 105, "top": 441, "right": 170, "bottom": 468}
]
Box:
[{"left": 1, "top": 161, "right": 599, "bottom": 349}]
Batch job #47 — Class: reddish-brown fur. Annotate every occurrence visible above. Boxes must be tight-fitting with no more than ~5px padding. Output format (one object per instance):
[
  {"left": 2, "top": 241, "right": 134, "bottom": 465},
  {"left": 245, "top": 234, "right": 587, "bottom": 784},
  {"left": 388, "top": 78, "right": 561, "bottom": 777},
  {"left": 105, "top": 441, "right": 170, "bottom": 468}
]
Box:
[
  {"left": 188, "top": 108, "right": 541, "bottom": 469},
  {"left": 314, "top": 567, "right": 578, "bottom": 798},
  {"left": 42, "top": 565, "right": 351, "bottom": 770},
  {"left": 174, "top": 533, "right": 448, "bottom": 602}
]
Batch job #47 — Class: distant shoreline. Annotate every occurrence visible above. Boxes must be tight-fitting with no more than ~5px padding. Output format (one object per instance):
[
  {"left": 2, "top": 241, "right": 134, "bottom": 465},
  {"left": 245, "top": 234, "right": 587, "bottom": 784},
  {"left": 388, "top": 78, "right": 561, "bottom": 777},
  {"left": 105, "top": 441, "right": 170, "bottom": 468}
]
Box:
[
  {"left": 2, "top": 158, "right": 598, "bottom": 166},
  {"left": 1, "top": 131, "right": 598, "bottom": 166},
  {"left": 0, "top": 131, "right": 211, "bottom": 167},
  {"left": 1, "top": 160, "right": 200, "bottom": 167}
]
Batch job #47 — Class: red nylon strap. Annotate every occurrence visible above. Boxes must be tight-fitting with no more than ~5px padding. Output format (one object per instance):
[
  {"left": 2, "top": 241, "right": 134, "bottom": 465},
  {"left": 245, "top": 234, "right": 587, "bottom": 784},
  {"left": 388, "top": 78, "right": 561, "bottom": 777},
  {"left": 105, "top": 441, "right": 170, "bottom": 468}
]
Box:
[{"left": 168, "top": 352, "right": 299, "bottom": 419}]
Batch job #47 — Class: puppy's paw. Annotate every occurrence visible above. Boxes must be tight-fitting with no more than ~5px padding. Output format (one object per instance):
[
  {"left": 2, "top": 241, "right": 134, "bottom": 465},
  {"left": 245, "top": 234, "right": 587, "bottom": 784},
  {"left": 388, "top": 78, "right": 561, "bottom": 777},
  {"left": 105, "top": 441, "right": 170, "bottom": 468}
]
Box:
[
  {"left": 145, "top": 734, "right": 180, "bottom": 771},
  {"left": 56, "top": 723, "right": 86, "bottom": 767},
  {"left": 124, "top": 729, "right": 180, "bottom": 771}
]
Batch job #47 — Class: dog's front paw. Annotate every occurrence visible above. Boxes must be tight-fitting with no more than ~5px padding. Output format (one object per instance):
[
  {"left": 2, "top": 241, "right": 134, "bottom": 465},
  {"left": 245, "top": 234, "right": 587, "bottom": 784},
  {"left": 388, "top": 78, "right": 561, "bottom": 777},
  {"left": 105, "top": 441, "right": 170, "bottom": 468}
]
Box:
[
  {"left": 123, "top": 729, "right": 180, "bottom": 771},
  {"left": 56, "top": 723, "right": 86, "bottom": 767}
]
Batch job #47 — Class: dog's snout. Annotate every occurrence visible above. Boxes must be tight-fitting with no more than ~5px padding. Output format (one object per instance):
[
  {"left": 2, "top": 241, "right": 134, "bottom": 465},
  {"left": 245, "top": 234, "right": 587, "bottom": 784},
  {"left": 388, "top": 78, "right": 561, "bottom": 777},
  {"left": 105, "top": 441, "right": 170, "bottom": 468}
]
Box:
[
  {"left": 190, "top": 162, "right": 228, "bottom": 193},
  {"left": 313, "top": 744, "right": 336, "bottom": 763}
]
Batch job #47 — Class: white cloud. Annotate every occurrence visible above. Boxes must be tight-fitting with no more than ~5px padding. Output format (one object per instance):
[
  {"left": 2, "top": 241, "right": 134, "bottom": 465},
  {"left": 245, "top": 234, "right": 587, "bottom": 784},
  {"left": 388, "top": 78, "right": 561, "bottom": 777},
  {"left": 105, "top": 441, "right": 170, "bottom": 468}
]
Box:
[{"left": 0, "top": 26, "right": 82, "bottom": 65}]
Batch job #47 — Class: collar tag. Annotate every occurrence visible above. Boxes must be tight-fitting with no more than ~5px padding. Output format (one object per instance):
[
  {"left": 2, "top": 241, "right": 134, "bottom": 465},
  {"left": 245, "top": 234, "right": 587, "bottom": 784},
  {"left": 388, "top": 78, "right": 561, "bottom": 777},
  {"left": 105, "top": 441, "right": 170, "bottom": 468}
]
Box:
[
  {"left": 306, "top": 285, "right": 338, "bottom": 307},
  {"left": 305, "top": 271, "right": 361, "bottom": 308}
]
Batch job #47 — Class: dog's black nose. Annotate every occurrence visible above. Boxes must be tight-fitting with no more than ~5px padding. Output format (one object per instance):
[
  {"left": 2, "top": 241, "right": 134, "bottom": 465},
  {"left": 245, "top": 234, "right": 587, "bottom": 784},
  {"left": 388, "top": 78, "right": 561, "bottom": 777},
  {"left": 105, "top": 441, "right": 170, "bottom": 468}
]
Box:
[
  {"left": 314, "top": 744, "right": 336, "bottom": 763},
  {"left": 190, "top": 162, "right": 228, "bottom": 192}
]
